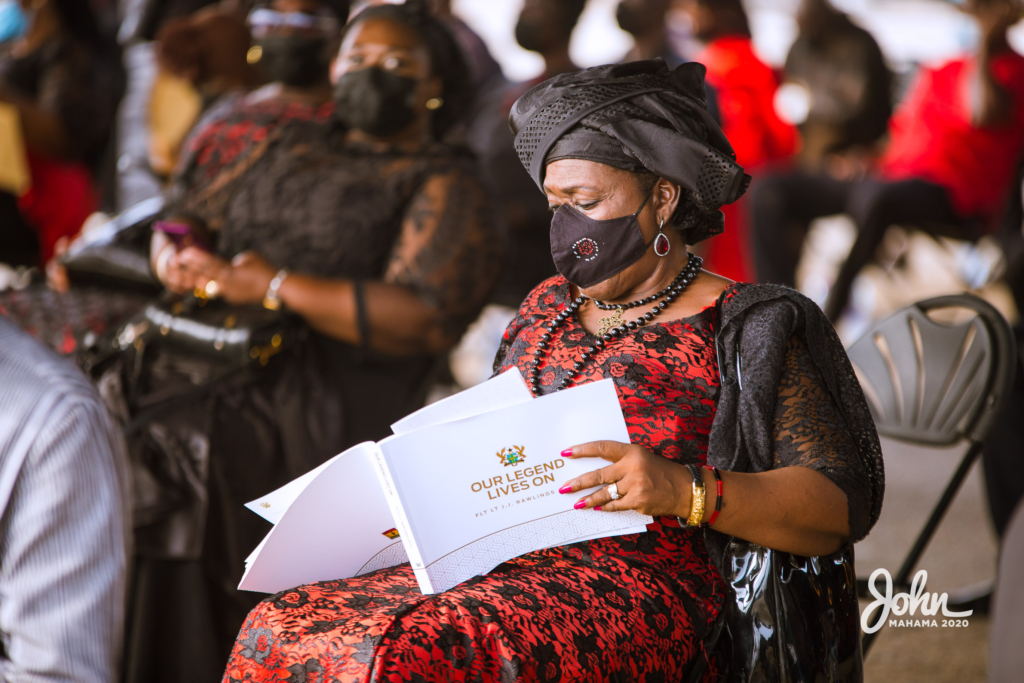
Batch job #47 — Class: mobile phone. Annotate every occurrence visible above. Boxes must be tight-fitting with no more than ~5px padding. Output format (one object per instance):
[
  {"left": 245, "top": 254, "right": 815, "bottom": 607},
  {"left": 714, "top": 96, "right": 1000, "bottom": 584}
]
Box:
[{"left": 153, "top": 220, "right": 210, "bottom": 252}]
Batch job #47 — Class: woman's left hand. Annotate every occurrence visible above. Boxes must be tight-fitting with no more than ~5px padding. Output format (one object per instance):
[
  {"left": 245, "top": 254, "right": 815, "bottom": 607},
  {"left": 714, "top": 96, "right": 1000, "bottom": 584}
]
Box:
[
  {"left": 176, "top": 249, "right": 277, "bottom": 305},
  {"left": 560, "top": 441, "right": 693, "bottom": 518}
]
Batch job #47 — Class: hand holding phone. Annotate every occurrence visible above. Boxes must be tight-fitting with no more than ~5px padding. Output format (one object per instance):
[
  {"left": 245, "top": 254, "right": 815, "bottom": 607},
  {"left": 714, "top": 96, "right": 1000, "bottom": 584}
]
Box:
[{"left": 153, "top": 220, "right": 211, "bottom": 252}]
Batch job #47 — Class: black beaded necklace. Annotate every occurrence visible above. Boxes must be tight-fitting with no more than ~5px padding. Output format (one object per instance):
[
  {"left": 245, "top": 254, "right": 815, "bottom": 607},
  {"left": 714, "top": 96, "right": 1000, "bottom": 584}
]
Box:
[
  {"left": 592, "top": 264, "right": 694, "bottom": 335},
  {"left": 526, "top": 254, "right": 703, "bottom": 396}
]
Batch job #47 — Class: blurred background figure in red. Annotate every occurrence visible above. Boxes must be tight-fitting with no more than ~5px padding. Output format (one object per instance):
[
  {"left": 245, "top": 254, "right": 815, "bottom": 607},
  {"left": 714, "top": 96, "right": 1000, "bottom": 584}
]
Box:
[
  {"left": 0, "top": 0, "right": 124, "bottom": 269},
  {"left": 750, "top": 0, "right": 1024, "bottom": 321},
  {"left": 148, "top": 5, "right": 262, "bottom": 178},
  {"left": 673, "top": 0, "right": 798, "bottom": 282}
]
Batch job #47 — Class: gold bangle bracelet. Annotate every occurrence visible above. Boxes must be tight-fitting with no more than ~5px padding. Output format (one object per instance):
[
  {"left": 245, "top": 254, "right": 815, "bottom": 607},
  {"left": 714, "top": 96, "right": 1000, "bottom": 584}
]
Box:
[{"left": 685, "top": 464, "right": 706, "bottom": 527}]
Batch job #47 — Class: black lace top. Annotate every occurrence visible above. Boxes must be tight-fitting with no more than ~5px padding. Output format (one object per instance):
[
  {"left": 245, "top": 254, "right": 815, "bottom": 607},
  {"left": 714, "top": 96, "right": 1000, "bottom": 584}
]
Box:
[
  {"left": 169, "top": 118, "right": 500, "bottom": 340},
  {"left": 709, "top": 283, "right": 885, "bottom": 564}
]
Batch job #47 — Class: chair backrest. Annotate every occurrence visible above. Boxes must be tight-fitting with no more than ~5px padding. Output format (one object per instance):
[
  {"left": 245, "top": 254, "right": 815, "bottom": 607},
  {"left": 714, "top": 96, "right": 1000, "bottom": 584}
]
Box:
[{"left": 847, "top": 295, "right": 1017, "bottom": 446}]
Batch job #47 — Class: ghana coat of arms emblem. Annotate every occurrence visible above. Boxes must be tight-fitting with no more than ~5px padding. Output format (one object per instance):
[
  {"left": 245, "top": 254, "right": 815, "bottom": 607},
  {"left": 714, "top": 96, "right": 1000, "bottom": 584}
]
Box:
[{"left": 496, "top": 445, "right": 527, "bottom": 467}]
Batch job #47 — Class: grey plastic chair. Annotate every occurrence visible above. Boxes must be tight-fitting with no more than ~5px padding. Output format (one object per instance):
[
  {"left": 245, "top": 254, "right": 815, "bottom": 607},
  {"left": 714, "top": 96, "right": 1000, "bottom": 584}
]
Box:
[{"left": 847, "top": 294, "right": 1017, "bottom": 654}]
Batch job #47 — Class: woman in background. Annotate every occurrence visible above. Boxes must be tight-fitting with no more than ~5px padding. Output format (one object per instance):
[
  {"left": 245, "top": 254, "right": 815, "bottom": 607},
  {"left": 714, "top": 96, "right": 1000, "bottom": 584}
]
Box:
[
  {"left": 0, "top": 0, "right": 348, "bottom": 362},
  {"left": 674, "top": 0, "right": 797, "bottom": 283},
  {"left": 162, "top": 0, "right": 349, "bottom": 233},
  {"left": 120, "top": 2, "right": 499, "bottom": 680},
  {"left": 0, "top": 0, "right": 122, "bottom": 267}
]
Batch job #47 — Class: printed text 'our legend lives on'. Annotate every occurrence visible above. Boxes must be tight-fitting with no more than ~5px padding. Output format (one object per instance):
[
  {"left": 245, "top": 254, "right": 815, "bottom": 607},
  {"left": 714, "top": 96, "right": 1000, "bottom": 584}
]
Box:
[{"left": 470, "top": 459, "right": 566, "bottom": 501}]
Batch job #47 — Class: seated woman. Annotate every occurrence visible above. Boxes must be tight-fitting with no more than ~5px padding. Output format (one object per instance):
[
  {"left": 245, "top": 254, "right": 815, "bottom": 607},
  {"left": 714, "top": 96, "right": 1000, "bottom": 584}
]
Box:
[
  {"left": 224, "top": 60, "right": 883, "bottom": 681},
  {"left": 162, "top": 0, "right": 350, "bottom": 234},
  {"left": 0, "top": 0, "right": 122, "bottom": 268},
  {"left": 0, "top": 0, "right": 131, "bottom": 351},
  {"left": 117, "top": 4, "right": 498, "bottom": 681},
  {"left": 0, "top": 0, "right": 350, "bottom": 359}
]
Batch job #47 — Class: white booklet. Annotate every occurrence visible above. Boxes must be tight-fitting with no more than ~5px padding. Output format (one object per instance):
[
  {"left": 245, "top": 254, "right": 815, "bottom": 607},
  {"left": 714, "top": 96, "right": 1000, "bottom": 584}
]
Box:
[{"left": 239, "top": 372, "right": 651, "bottom": 595}]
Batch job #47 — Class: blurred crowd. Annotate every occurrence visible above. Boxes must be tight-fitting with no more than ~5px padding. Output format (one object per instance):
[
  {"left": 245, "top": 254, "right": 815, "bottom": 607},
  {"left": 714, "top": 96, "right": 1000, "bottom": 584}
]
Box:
[{"left": 0, "top": 0, "right": 1023, "bottom": 680}]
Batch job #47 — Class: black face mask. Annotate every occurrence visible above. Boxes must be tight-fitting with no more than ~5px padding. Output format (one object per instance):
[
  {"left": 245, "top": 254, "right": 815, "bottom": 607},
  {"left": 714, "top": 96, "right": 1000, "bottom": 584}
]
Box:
[
  {"left": 333, "top": 67, "right": 419, "bottom": 137},
  {"left": 256, "top": 35, "right": 329, "bottom": 87},
  {"left": 550, "top": 190, "right": 656, "bottom": 289}
]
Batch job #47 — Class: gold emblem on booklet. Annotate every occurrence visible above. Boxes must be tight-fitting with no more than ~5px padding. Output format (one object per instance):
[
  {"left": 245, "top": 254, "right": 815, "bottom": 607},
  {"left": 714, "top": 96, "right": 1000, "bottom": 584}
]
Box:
[{"left": 496, "top": 445, "right": 527, "bottom": 467}]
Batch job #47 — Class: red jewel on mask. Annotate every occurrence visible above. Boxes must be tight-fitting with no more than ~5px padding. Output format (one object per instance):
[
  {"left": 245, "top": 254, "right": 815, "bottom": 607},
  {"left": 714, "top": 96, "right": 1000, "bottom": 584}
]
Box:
[{"left": 573, "top": 237, "right": 599, "bottom": 261}]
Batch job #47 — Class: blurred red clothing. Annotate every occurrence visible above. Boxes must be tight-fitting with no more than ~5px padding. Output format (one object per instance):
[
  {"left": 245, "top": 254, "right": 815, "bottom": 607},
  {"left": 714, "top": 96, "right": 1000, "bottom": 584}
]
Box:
[
  {"left": 17, "top": 152, "right": 96, "bottom": 265},
  {"left": 879, "top": 50, "right": 1024, "bottom": 224},
  {"left": 695, "top": 36, "right": 797, "bottom": 282}
]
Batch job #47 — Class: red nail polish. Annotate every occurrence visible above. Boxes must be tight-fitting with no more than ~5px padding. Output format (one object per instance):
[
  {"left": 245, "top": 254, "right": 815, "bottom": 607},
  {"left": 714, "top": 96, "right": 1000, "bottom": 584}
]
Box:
[
  {"left": 560, "top": 449, "right": 573, "bottom": 457},
  {"left": 573, "top": 501, "right": 587, "bottom": 510},
  {"left": 558, "top": 485, "right": 572, "bottom": 494},
  {"left": 594, "top": 506, "right": 602, "bottom": 511}
]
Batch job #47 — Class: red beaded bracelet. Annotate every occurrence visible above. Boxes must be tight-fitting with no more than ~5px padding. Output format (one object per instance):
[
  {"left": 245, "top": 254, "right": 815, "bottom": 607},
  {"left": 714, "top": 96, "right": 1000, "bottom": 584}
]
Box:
[{"left": 704, "top": 466, "right": 723, "bottom": 526}]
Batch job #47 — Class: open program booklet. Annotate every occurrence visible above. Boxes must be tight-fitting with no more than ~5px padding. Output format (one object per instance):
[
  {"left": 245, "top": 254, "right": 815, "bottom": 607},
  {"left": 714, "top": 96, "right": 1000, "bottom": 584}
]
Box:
[{"left": 239, "top": 371, "right": 652, "bottom": 595}]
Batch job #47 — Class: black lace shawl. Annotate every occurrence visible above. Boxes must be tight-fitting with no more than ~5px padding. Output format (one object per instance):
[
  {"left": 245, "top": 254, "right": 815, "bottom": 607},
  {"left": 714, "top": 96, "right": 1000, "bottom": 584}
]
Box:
[{"left": 706, "top": 283, "right": 885, "bottom": 569}]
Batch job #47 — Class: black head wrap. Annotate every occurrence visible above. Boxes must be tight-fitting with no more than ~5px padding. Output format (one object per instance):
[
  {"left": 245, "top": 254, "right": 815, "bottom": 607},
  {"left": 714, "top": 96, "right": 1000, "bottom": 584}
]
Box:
[{"left": 509, "top": 59, "right": 751, "bottom": 244}]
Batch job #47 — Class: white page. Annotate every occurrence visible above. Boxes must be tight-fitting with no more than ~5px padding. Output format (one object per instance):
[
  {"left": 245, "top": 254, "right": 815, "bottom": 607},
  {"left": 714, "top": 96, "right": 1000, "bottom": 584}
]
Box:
[
  {"left": 380, "top": 379, "right": 652, "bottom": 594},
  {"left": 391, "top": 369, "right": 532, "bottom": 435},
  {"left": 239, "top": 442, "right": 408, "bottom": 593},
  {"left": 245, "top": 533, "right": 271, "bottom": 569},
  {"left": 245, "top": 455, "right": 340, "bottom": 525}
]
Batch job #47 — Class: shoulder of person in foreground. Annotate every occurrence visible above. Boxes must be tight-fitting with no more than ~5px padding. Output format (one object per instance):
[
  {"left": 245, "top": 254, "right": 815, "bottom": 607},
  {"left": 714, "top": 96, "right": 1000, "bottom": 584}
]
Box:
[{"left": 0, "top": 317, "right": 131, "bottom": 682}]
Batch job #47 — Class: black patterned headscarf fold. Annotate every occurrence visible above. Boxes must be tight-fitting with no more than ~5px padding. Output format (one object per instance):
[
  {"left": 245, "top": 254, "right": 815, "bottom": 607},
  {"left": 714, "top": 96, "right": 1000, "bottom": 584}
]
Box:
[{"left": 508, "top": 59, "right": 751, "bottom": 244}]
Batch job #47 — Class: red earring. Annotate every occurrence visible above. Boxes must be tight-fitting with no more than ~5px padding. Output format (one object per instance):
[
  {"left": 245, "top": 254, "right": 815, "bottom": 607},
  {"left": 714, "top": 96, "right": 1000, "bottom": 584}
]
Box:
[{"left": 654, "top": 218, "right": 671, "bottom": 257}]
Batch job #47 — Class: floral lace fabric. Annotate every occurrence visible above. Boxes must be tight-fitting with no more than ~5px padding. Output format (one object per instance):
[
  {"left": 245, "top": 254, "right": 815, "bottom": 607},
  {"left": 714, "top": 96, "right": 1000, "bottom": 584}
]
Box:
[
  {"left": 708, "top": 283, "right": 883, "bottom": 554},
  {"left": 174, "top": 117, "right": 500, "bottom": 339}
]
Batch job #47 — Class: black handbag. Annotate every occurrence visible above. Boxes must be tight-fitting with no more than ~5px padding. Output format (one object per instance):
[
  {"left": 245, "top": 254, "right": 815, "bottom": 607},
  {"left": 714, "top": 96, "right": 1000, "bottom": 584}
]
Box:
[
  {"left": 106, "top": 292, "right": 296, "bottom": 370},
  {"left": 60, "top": 196, "right": 164, "bottom": 292},
  {"left": 693, "top": 317, "right": 864, "bottom": 683},
  {"left": 716, "top": 541, "right": 863, "bottom": 682},
  {"left": 84, "top": 292, "right": 299, "bottom": 559}
]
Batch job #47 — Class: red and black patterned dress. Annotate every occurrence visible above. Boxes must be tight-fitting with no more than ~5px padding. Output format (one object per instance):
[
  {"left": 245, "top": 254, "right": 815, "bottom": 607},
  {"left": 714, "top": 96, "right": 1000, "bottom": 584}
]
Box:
[{"left": 224, "top": 275, "right": 732, "bottom": 682}]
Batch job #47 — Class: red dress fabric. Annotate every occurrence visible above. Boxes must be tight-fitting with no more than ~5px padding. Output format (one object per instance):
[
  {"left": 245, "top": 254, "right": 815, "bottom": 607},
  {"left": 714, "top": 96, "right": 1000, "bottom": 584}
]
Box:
[
  {"left": 16, "top": 151, "right": 96, "bottom": 265},
  {"left": 695, "top": 36, "right": 797, "bottom": 283},
  {"left": 223, "top": 276, "right": 728, "bottom": 682},
  {"left": 878, "top": 50, "right": 1024, "bottom": 222}
]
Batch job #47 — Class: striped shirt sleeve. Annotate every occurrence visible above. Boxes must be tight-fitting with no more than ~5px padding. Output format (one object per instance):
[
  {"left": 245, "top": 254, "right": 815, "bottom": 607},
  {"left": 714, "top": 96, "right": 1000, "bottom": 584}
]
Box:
[{"left": 0, "top": 392, "right": 131, "bottom": 683}]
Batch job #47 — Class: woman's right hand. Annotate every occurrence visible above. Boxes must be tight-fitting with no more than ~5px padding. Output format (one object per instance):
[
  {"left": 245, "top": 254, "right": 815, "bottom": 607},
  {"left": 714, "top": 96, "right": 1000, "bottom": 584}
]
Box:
[
  {"left": 154, "top": 243, "right": 200, "bottom": 293},
  {"left": 152, "top": 226, "right": 203, "bottom": 293}
]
